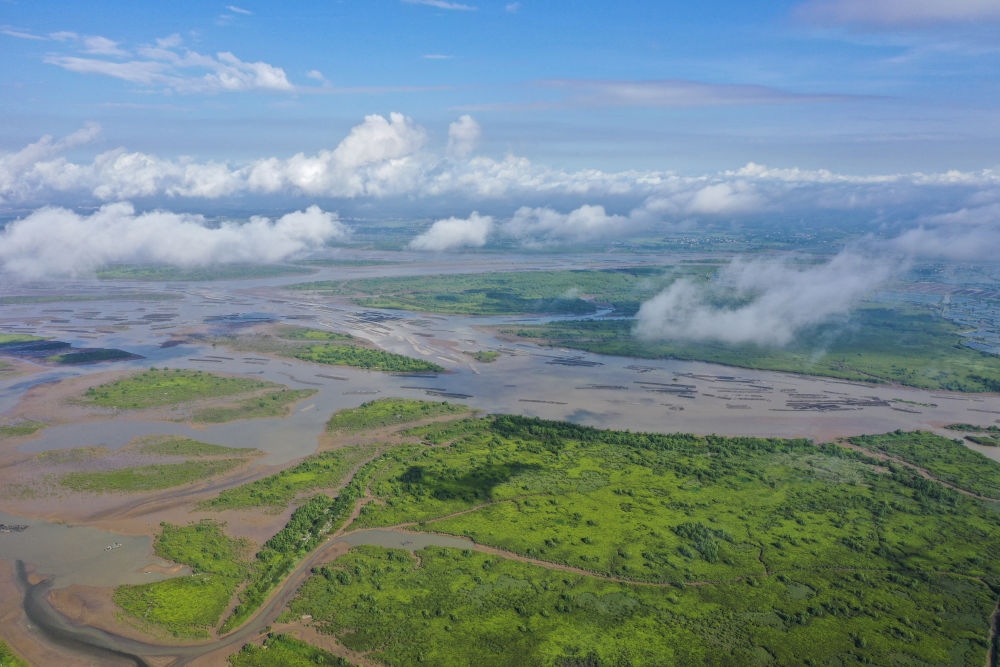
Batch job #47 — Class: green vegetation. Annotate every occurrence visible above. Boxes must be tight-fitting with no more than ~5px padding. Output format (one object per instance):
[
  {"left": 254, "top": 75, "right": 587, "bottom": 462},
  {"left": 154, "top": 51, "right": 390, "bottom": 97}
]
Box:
[
  {"left": 278, "top": 415, "right": 1000, "bottom": 665},
  {"left": 0, "top": 334, "right": 47, "bottom": 345},
  {"left": 133, "top": 435, "right": 258, "bottom": 457},
  {"left": 287, "top": 267, "right": 682, "bottom": 316},
  {"left": 850, "top": 430, "right": 1000, "bottom": 498},
  {"left": 228, "top": 634, "right": 351, "bottom": 666},
  {"left": 60, "top": 459, "right": 245, "bottom": 493},
  {"left": 277, "top": 326, "right": 354, "bottom": 342},
  {"left": 293, "top": 345, "right": 444, "bottom": 373},
  {"left": 200, "top": 445, "right": 377, "bottom": 511},
  {"left": 513, "top": 304, "right": 1000, "bottom": 392},
  {"left": 222, "top": 469, "right": 373, "bottom": 632},
  {"left": 0, "top": 420, "right": 44, "bottom": 438},
  {"left": 946, "top": 423, "right": 1000, "bottom": 433},
  {"left": 469, "top": 350, "right": 500, "bottom": 362},
  {"left": 216, "top": 326, "right": 443, "bottom": 373},
  {"left": 47, "top": 348, "right": 139, "bottom": 364},
  {"left": 96, "top": 263, "right": 311, "bottom": 281},
  {"left": 82, "top": 368, "right": 278, "bottom": 410},
  {"left": 326, "top": 398, "right": 471, "bottom": 433},
  {"left": 946, "top": 424, "right": 1000, "bottom": 446},
  {"left": 0, "top": 293, "right": 177, "bottom": 304},
  {"left": 190, "top": 388, "right": 317, "bottom": 423},
  {"left": 292, "top": 546, "right": 993, "bottom": 667},
  {"left": 0, "top": 640, "right": 27, "bottom": 667},
  {"left": 114, "top": 521, "right": 251, "bottom": 638}
]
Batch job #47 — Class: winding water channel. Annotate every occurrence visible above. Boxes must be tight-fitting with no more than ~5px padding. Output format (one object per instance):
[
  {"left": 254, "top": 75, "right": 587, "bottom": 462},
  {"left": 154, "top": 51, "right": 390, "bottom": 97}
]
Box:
[{"left": 1, "top": 252, "right": 998, "bottom": 662}]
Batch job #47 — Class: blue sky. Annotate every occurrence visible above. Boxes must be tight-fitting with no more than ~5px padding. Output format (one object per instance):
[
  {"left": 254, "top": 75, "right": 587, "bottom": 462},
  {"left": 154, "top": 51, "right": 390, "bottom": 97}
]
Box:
[
  {"left": 1, "top": 1, "right": 1000, "bottom": 280},
  {"left": 2, "top": 0, "right": 1000, "bottom": 344},
  {"left": 3, "top": 0, "right": 1000, "bottom": 173}
]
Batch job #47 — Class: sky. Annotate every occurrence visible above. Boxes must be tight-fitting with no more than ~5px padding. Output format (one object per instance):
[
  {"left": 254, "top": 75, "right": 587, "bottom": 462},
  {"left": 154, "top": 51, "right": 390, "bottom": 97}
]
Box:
[{"left": 1, "top": 0, "right": 1000, "bottom": 326}]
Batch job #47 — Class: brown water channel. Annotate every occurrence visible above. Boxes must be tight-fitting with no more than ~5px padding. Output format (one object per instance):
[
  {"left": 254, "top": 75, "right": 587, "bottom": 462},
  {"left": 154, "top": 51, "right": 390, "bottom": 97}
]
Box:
[
  {"left": 1, "top": 254, "right": 999, "bottom": 662},
  {"left": 14, "top": 528, "right": 475, "bottom": 666}
]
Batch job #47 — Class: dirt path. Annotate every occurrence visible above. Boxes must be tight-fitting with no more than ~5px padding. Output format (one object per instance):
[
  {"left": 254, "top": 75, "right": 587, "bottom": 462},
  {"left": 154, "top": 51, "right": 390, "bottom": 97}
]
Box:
[{"left": 838, "top": 440, "right": 998, "bottom": 500}]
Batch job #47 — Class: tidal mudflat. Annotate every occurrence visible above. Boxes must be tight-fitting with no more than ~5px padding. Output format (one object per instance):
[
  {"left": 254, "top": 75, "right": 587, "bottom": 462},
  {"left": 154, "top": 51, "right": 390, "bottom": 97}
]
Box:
[{"left": 0, "top": 253, "right": 997, "bottom": 665}]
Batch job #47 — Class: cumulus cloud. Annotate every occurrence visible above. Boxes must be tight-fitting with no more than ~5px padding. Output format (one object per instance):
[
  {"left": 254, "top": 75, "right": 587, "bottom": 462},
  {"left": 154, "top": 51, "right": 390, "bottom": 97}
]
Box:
[
  {"left": 504, "top": 204, "right": 630, "bottom": 244},
  {"left": 634, "top": 250, "right": 900, "bottom": 347},
  {"left": 5, "top": 119, "right": 1000, "bottom": 231},
  {"left": 447, "top": 115, "right": 481, "bottom": 159},
  {"left": 409, "top": 212, "right": 493, "bottom": 251},
  {"left": 796, "top": 0, "right": 1000, "bottom": 26},
  {"left": 0, "top": 203, "right": 348, "bottom": 279}
]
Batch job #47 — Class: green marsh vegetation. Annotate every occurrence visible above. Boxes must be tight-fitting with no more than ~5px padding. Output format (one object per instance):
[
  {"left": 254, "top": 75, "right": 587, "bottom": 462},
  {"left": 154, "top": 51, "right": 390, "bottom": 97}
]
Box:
[
  {"left": 47, "top": 348, "right": 139, "bottom": 364},
  {"left": 513, "top": 304, "right": 1000, "bottom": 392},
  {"left": 190, "top": 388, "right": 317, "bottom": 423},
  {"left": 849, "top": 430, "right": 1000, "bottom": 498},
  {"left": 82, "top": 368, "right": 277, "bottom": 410},
  {"left": 289, "top": 266, "right": 1000, "bottom": 391},
  {"left": 286, "top": 267, "right": 686, "bottom": 316},
  {"left": 291, "top": 545, "right": 993, "bottom": 667},
  {"left": 946, "top": 423, "right": 1000, "bottom": 446},
  {"left": 55, "top": 436, "right": 259, "bottom": 494},
  {"left": 60, "top": 459, "right": 246, "bottom": 493},
  {"left": 0, "top": 334, "right": 47, "bottom": 345},
  {"left": 292, "top": 345, "right": 444, "bottom": 373},
  {"left": 216, "top": 325, "right": 445, "bottom": 373},
  {"left": 96, "top": 263, "right": 312, "bottom": 281},
  {"left": 80, "top": 368, "right": 316, "bottom": 421},
  {"left": 114, "top": 520, "right": 252, "bottom": 638},
  {"left": 0, "top": 641, "right": 27, "bottom": 667},
  {"left": 221, "top": 464, "right": 376, "bottom": 632},
  {"left": 468, "top": 349, "right": 500, "bottom": 362},
  {"left": 0, "top": 420, "right": 44, "bottom": 438},
  {"left": 133, "top": 435, "right": 259, "bottom": 457},
  {"left": 199, "top": 444, "right": 378, "bottom": 512},
  {"left": 228, "top": 634, "right": 351, "bottom": 666},
  {"left": 325, "top": 397, "right": 472, "bottom": 433},
  {"left": 0, "top": 293, "right": 178, "bottom": 305},
  {"left": 280, "top": 414, "right": 1000, "bottom": 664}
]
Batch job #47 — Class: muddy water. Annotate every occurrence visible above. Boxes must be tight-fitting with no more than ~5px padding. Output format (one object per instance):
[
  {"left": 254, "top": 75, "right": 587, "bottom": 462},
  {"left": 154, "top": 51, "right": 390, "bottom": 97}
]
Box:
[
  {"left": 1, "top": 253, "right": 999, "bottom": 662},
  {"left": 0, "top": 510, "right": 183, "bottom": 588},
  {"left": 336, "top": 528, "right": 476, "bottom": 551}
]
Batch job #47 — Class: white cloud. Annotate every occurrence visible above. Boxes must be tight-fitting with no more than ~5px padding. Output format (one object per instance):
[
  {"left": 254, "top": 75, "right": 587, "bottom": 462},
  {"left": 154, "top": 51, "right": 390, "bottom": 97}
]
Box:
[
  {"left": 403, "top": 0, "right": 476, "bottom": 10},
  {"left": 0, "top": 203, "right": 348, "bottom": 280},
  {"left": 409, "top": 212, "right": 493, "bottom": 250},
  {"left": 82, "top": 35, "right": 127, "bottom": 56},
  {"left": 686, "top": 182, "right": 762, "bottom": 214},
  {"left": 634, "top": 250, "right": 899, "bottom": 347},
  {"left": 227, "top": 5, "right": 253, "bottom": 15},
  {"left": 505, "top": 2, "right": 521, "bottom": 13},
  {"left": 447, "top": 114, "right": 481, "bottom": 159},
  {"left": 465, "top": 79, "right": 850, "bottom": 111},
  {"left": 306, "top": 69, "right": 329, "bottom": 85},
  {"left": 42, "top": 33, "right": 293, "bottom": 93},
  {"left": 796, "top": 0, "right": 1000, "bottom": 26},
  {"left": 505, "top": 204, "right": 629, "bottom": 244},
  {"left": 1, "top": 27, "right": 47, "bottom": 40},
  {"left": 5, "top": 118, "right": 1000, "bottom": 230}
]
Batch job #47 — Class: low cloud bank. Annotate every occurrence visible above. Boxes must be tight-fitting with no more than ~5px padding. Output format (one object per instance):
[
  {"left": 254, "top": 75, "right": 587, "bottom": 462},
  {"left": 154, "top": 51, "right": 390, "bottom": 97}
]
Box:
[
  {"left": 0, "top": 202, "right": 347, "bottom": 279},
  {"left": 5, "top": 119, "right": 1000, "bottom": 218},
  {"left": 409, "top": 212, "right": 493, "bottom": 251},
  {"left": 634, "top": 249, "right": 900, "bottom": 347}
]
